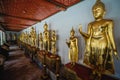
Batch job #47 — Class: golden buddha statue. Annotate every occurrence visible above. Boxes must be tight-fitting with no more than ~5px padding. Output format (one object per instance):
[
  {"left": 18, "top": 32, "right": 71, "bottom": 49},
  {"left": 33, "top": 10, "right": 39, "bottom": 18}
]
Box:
[
  {"left": 25, "top": 31, "right": 27, "bottom": 43},
  {"left": 79, "top": 0, "right": 119, "bottom": 75},
  {"left": 26, "top": 32, "right": 29, "bottom": 44},
  {"left": 13, "top": 33, "right": 17, "bottom": 41},
  {"left": 66, "top": 28, "right": 78, "bottom": 66},
  {"left": 26, "top": 32, "right": 28, "bottom": 44},
  {"left": 31, "top": 27, "right": 36, "bottom": 46},
  {"left": 23, "top": 32, "right": 25, "bottom": 42},
  {"left": 21, "top": 33, "right": 24, "bottom": 42},
  {"left": 51, "top": 30, "right": 57, "bottom": 55},
  {"left": 39, "top": 32, "right": 43, "bottom": 50},
  {"left": 43, "top": 23, "right": 50, "bottom": 51}
]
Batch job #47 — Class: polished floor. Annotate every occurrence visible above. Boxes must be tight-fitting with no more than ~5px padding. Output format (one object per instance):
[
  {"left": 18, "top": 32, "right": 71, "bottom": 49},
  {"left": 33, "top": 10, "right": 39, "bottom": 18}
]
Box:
[{"left": 0, "top": 45, "right": 43, "bottom": 80}]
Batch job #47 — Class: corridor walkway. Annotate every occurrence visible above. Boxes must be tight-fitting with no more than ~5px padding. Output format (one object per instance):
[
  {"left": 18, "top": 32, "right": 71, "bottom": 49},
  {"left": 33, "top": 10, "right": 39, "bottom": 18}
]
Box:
[{"left": 0, "top": 45, "right": 43, "bottom": 80}]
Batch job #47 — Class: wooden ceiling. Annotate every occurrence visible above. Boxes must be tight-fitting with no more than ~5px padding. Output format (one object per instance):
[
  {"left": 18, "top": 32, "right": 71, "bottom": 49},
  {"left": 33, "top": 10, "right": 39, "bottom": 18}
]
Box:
[{"left": 0, "top": 0, "right": 81, "bottom": 31}]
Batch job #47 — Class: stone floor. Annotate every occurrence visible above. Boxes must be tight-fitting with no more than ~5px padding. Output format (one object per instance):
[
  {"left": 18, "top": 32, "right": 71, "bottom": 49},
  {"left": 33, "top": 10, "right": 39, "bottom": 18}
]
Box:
[{"left": 0, "top": 45, "right": 44, "bottom": 80}]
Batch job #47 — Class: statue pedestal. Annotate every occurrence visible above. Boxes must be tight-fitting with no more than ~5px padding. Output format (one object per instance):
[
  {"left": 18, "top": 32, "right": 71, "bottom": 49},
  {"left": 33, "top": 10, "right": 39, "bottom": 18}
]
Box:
[
  {"left": 61, "top": 63, "right": 119, "bottom": 80},
  {"left": 37, "top": 50, "right": 61, "bottom": 80},
  {"left": 65, "top": 63, "right": 92, "bottom": 80}
]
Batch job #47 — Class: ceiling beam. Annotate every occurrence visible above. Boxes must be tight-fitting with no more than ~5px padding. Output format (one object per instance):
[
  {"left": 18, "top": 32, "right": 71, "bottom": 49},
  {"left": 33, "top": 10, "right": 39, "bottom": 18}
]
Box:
[
  {"left": 3, "top": 25, "right": 28, "bottom": 28},
  {"left": 4, "top": 27, "right": 23, "bottom": 31},
  {"left": 5, "top": 27, "right": 24, "bottom": 30},
  {"left": 2, "top": 25, "right": 25, "bottom": 29},
  {"left": 1, "top": 24, "right": 25, "bottom": 31},
  {"left": 0, "top": 13, "right": 41, "bottom": 22},
  {"left": 46, "top": 0, "right": 67, "bottom": 10},
  {"left": 4, "top": 26, "right": 27, "bottom": 28},
  {"left": 0, "top": 24, "right": 5, "bottom": 31},
  {"left": 0, "top": 0, "right": 5, "bottom": 12},
  {"left": 0, "top": 22, "right": 32, "bottom": 26}
]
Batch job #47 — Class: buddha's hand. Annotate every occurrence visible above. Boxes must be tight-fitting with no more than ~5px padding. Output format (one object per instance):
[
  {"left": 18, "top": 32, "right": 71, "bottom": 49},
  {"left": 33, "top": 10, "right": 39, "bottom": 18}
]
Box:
[
  {"left": 79, "top": 24, "right": 82, "bottom": 33},
  {"left": 66, "top": 39, "right": 68, "bottom": 44},
  {"left": 66, "top": 39, "right": 70, "bottom": 47},
  {"left": 66, "top": 39, "right": 68, "bottom": 42},
  {"left": 114, "top": 51, "right": 120, "bottom": 60}
]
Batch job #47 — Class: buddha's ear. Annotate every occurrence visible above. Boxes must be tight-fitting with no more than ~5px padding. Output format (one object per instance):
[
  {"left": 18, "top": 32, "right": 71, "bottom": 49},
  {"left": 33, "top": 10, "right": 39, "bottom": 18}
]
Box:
[{"left": 103, "top": 11, "right": 106, "bottom": 17}]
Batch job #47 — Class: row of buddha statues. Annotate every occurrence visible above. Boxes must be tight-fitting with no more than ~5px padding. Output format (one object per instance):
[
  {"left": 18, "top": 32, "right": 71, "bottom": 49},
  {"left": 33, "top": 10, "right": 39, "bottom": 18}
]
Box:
[
  {"left": 19, "top": 23, "right": 57, "bottom": 55},
  {"left": 19, "top": 0, "right": 119, "bottom": 80}
]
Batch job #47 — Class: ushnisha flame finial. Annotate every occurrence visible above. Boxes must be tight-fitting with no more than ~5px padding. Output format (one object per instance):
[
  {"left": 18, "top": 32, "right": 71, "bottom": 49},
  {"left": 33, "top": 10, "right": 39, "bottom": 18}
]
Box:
[
  {"left": 71, "top": 27, "right": 75, "bottom": 33},
  {"left": 93, "top": 0, "right": 105, "bottom": 11}
]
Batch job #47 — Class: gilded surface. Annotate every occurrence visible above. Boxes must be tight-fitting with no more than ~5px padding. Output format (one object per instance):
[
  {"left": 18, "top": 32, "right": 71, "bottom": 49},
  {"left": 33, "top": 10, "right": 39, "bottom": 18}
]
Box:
[
  {"left": 66, "top": 28, "right": 79, "bottom": 66},
  {"left": 51, "top": 30, "right": 57, "bottom": 55},
  {"left": 43, "top": 23, "right": 50, "bottom": 51},
  {"left": 30, "top": 27, "right": 36, "bottom": 47},
  {"left": 79, "top": 0, "right": 119, "bottom": 75},
  {"left": 39, "top": 32, "right": 43, "bottom": 50}
]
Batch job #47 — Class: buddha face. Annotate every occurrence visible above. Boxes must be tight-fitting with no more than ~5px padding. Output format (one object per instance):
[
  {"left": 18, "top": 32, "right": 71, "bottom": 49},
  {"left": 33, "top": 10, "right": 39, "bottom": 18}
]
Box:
[
  {"left": 93, "top": 7, "right": 104, "bottom": 19},
  {"left": 40, "top": 33, "right": 42, "bottom": 36},
  {"left": 70, "top": 28, "right": 75, "bottom": 37},
  {"left": 70, "top": 31, "right": 75, "bottom": 37},
  {"left": 92, "top": 0, "right": 105, "bottom": 20},
  {"left": 92, "top": 6, "right": 105, "bottom": 19},
  {"left": 44, "top": 23, "right": 48, "bottom": 31}
]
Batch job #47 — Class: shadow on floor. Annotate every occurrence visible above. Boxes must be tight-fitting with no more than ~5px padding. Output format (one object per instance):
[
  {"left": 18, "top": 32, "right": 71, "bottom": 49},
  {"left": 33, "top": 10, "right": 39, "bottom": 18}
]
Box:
[{"left": 0, "top": 45, "right": 43, "bottom": 80}]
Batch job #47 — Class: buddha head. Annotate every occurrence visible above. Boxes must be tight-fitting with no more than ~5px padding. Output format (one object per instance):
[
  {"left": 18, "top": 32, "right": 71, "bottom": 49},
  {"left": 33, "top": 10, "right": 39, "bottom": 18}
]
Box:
[
  {"left": 44, "top": 23, "right": 48, "bottom": 31},
  {"left": 40, "top": 32, "right": 42, "bottom": 37},
  {"left": 31, "top": 27, "right": 34, "bottom": 31},
  {"left": 39, "top": 32, "right": 43, "bottom": 39},
  {"left": 52, "top": 30, "right": 56, "bottom": 35},
  {"left": 92, "top": 0, "right": 106, "bottom": 20},
  {"left": 70, "top": 27, "right": 75, "bottom": 37}
]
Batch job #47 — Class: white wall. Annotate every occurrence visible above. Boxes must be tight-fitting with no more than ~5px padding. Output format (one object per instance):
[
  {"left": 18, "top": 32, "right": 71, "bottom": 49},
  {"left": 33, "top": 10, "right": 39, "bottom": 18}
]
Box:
[{"left": 21, "top": 0, "right": 120, "bottom": 76}]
